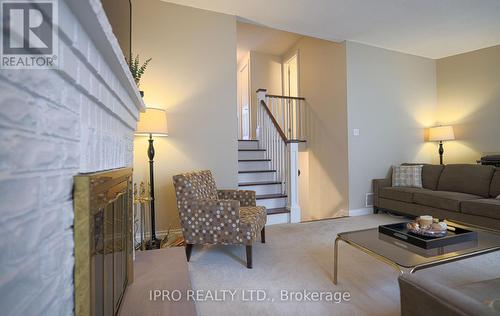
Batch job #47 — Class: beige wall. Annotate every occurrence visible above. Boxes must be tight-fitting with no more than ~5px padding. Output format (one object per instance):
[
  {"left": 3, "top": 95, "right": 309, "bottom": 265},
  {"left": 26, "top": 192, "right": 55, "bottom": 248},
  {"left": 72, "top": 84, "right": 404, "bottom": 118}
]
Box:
[
  {"left": 249, "top": 51, "right": 283, "bottom": 138},
  {"left": 132, "top": 0, "right": 238, "bottom": 231},
  {"left": 346, "top": 41, "right": 437, "bottom": 211},
  {"left": 436, "top": 44, "right": 500, "bottom": 164},
  {"left": 285, "top": 37, "right": 350, "bottom": 220}
]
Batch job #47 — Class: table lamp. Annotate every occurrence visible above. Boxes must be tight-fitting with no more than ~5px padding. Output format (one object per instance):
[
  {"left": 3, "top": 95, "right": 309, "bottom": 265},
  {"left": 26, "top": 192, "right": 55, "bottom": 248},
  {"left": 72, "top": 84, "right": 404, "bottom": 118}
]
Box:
[
  {"left": 135, "top": 107, "right": 168, "bottom": 249},
  {"left": 428, "top": 125, "right": 455, "bottom": 165}
]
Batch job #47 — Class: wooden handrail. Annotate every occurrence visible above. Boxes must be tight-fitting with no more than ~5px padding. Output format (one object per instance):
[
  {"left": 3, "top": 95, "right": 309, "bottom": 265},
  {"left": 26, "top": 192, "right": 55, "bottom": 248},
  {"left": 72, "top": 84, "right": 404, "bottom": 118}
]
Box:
[
  {"left": 260, "top": 100, "right": 288, "bottom": 143},
  {"left": 266, "top": 94, "right": 305, "bottom": 100},
  {"left": 260, "top": 100, "right": 307, "bottom": 143}
]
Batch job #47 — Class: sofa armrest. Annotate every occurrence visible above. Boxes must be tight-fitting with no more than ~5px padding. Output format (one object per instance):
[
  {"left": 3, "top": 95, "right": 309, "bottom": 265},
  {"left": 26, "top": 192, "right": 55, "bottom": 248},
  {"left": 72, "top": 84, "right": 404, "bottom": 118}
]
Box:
[
  {"left": 398, "top": 274, "right": 498, "bottom": 316},
  {"left": 373, "top": 178, "right": 391, "bottom": 207},
  {"left": 217, "top": 189, "right": 256, "bottom": 206}
]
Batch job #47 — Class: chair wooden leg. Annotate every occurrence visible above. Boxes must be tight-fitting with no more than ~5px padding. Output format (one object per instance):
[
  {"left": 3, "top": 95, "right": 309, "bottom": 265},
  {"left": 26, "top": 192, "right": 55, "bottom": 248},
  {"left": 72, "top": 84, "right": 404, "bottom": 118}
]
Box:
[
  {"left": 246, "top": 245, "right": 253, "bottom": 269},
  {"left": 261, "top": 227, "right": 265, "bottom": 243},
  {"left": 185, "top": 243, "right": 193, "bottom": 262}
]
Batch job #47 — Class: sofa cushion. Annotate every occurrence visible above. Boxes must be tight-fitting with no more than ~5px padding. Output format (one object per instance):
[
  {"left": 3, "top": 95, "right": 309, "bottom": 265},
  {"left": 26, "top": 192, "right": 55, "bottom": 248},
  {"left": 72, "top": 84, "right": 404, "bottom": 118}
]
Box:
[
  {"left": 413, "top": 191, "right": 482, "bottom": 212},
  {"left": 399, "top": 274, "right": 500, "bottom": 316},
  {"left": 422, "top": 165, "right": 444, "bottom": 190},
  {"left": 380, "top": 187, "right": 430, "bottom": 203},
  {"left": 457, "top": 278, "right": 500, "bottom": 314},
  {"left": 461, "top": 199, "right": 500, "bottom": 220},
  {"left": 437, "top": 164, "right": 495, "bottom": 198},
  {"left": 490, "top": 168, "right": 500, "bottom": 198}
]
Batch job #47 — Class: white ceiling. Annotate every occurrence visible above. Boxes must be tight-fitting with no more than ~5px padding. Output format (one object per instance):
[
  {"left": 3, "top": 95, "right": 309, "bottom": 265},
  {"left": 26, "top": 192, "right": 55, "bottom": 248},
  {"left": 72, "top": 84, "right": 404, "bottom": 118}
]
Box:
[
  {"left": 237, "top": 22, "right": 301, "bottom": 65},
  {"left": 163, "top": 0, "right": 500, "bottom": 59}
]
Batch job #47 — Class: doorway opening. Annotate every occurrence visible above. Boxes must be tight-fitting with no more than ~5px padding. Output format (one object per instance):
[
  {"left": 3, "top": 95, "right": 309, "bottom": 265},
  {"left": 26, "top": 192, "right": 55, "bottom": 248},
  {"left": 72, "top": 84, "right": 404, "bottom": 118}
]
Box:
[
  {"left": 283, "top": 52, "right": 300, "bottom": 138},
  {"left": 238, "top": 62, "right": 250, "bottom": 140},
  {"left": 283, "top": 52, "right": 299, "bottom": 97}
]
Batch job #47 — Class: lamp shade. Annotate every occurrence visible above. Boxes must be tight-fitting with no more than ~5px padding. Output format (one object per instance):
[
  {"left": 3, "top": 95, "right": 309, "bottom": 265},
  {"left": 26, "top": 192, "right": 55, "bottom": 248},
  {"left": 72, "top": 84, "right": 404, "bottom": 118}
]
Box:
[
  {"left": 428, "top": 125, "right": 454, "bottom": 142},
  {"left": 135, "top": 107, "right": 168, "bottom": 136}
]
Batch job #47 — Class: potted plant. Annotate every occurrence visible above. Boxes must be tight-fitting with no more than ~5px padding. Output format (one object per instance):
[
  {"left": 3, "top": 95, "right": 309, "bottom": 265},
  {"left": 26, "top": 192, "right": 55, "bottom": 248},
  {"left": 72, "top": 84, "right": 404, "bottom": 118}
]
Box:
[{"left": 127, "top": 54, "right": 152, "bottom": 97}]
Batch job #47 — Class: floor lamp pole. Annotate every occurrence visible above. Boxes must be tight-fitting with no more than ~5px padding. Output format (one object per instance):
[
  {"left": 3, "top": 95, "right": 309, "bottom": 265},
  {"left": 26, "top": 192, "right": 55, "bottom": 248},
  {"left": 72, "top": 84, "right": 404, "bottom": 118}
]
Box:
[{"left": 147, "top": 133, "right": 160, "bottom": 249}]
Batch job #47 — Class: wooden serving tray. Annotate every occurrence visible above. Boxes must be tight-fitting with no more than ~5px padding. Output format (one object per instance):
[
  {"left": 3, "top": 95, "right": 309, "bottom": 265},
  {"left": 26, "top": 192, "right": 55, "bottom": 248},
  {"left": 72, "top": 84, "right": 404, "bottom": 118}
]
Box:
[{"left": 378, "top": 222, "right": 478, "bottom": 249}]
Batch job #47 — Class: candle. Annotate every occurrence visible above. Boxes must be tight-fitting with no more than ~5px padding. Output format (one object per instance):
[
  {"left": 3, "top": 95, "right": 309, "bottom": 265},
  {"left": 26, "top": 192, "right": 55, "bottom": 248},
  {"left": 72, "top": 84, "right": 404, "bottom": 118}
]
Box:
[{"left": 418, "top": 215, "right": 433, "bottom": 228}]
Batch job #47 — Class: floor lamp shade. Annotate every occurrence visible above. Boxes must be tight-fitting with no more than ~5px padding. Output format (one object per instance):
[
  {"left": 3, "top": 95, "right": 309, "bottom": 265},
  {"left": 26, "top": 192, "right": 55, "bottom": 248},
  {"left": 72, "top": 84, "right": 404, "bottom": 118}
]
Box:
[
  {"left": 428, "top": 125, "right": 455, "bottom": 165},
  {"left": 135, "top": 108, "right": 168, "bottom": 136},
  {"left": 135, "top": 107, "right": 168, "bottom": 249},
  {"left": 428, "top": 125, "right": 455, "bottom": 142}
]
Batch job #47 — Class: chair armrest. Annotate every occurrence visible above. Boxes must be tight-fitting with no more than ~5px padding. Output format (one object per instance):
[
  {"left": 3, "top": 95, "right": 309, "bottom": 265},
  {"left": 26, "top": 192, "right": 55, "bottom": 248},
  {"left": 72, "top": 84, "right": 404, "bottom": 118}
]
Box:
[
  {"left": 373, "top": 178, "right": 392, "bottom": 207},
  {"left": 217, "top": 189, "right": 256, "bottom": 207},
  {"left": 181, "top": 198, "right": 242, "bottom": 244}
]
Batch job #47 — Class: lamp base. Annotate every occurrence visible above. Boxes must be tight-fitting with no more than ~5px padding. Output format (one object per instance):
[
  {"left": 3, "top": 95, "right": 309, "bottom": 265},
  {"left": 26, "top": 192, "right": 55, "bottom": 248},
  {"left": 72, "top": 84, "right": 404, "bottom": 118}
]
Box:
[
  {"left": 146, "top": 237, "right": 161, "bottom": 250},
  {"left": 439, "top": 141, "right": 444, "bottom": 165}
]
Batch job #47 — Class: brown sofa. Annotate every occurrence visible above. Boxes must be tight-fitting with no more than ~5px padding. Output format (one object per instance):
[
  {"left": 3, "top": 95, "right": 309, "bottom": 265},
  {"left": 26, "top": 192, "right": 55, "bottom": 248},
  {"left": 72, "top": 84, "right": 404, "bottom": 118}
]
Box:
[
  {"left": 373, "top": 164, "right": 500, "bottom": 231},
  {"left": 399, "top": 274, "right": 500, "bottom": 316}
]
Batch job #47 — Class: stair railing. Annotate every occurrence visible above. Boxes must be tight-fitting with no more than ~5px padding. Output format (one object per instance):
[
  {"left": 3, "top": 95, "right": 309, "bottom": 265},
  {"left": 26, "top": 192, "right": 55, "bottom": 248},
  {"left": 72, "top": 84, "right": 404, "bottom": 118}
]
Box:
[
  {"left": 264, "top": 93, "right": 306, "bottom": 141},
  {"left": 256, "top": 89, "right": 305, "bottom": 223}
]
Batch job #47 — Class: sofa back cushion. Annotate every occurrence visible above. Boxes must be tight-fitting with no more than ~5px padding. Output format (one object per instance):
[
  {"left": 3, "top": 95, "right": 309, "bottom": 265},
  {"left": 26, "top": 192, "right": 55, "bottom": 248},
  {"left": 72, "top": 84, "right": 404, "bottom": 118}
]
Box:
[
  {"left": 422, "top": 165, "right": 444, "bottom": 190},
  {"left": 437, "top": 164, "right": 495, "bottom": 198},
  {"left": 490, "top": 168, "right": 500, "bottom": 198}
]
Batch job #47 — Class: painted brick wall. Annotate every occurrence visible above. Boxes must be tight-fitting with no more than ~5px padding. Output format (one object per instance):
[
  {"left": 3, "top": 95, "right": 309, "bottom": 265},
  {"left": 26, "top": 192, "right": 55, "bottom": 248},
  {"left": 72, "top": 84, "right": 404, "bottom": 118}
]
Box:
[{"left": 0, "top": 1, "right": 142, "bottom": 315}]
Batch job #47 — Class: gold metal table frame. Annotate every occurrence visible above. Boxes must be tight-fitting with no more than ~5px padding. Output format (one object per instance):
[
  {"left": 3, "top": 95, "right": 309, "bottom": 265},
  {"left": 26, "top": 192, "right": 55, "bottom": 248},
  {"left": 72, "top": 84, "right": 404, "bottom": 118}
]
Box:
[{"left": 333, "top": 229, "right": 500, "bottom": 285}]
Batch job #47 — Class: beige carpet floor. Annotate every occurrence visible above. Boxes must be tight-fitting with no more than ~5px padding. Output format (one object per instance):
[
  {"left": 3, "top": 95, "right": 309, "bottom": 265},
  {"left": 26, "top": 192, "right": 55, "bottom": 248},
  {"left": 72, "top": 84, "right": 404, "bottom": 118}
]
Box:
[{"left": 187, "top": 214, "right": 500, "bottom": 316}]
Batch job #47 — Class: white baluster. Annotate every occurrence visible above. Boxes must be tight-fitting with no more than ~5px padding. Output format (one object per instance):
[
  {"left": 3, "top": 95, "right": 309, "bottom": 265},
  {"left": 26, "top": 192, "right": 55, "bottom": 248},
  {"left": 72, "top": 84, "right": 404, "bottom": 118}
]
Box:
[
  {"left": 292, "top": 99, "right": 295, "bottom": 139},
  {"left": 256, "top": 89, "right": 267, "bottom": 143},
  {"left": 299, "top": 99, "right": 302, "bottom": 140},
  {"left": 266, "top": 115, "right": 270, "bottom": 159}
]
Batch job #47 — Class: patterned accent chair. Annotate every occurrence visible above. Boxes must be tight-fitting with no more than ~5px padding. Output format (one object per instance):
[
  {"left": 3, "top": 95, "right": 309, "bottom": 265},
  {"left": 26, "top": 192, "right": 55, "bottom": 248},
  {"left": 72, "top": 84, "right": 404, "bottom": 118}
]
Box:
[{"left": 173, "top": 170, "right": 267, "bottom": 268}]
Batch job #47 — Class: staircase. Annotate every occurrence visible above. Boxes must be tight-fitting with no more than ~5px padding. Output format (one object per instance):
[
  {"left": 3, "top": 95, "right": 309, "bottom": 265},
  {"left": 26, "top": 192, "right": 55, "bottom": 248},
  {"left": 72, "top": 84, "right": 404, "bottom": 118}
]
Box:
[
  {"left": 236, "top": 89, "right": 307, "bottom": 225},
  {"left": 238, "top": 139, "right": 290, "bottom": 225}
]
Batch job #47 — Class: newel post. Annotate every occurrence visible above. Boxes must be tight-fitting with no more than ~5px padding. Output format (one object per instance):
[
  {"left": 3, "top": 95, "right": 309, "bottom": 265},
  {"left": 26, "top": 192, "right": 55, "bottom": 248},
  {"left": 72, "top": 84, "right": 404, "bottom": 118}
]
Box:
[
  {"left": 288, "top": 142, "right": 301, "bottom": 223},
  {"left": 256, "top": 89, "right": 267, "bottom": 144}
]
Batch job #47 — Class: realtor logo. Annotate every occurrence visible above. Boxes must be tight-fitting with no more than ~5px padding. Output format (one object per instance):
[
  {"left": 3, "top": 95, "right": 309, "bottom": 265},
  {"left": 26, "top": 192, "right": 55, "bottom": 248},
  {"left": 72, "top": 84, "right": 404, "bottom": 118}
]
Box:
[{"left": 1, "top": 0, "right": 58, "bottom": 69}]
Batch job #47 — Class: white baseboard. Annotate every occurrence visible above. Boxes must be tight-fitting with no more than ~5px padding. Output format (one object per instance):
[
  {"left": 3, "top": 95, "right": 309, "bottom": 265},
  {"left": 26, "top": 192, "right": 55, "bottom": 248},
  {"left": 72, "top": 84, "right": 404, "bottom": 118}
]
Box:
[
  {"left": 349, "top": 207, "right": 374, "bottom": 217},
  {"left": 266, "top": 212, "right": 290, "bottom": 225}
]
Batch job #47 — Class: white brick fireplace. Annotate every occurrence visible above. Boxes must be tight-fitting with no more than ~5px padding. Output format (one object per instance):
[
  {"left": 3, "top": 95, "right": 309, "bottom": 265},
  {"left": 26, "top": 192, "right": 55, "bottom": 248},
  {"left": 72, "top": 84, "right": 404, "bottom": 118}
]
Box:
[{"left": 0, "top": 0, "right": 144, "bottom": 314}]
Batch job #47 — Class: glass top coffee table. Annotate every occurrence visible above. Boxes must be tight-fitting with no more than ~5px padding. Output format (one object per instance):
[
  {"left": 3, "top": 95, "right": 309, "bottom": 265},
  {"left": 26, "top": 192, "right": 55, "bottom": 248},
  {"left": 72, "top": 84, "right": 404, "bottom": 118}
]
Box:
[{"left": 333, "top": 221, "right": 500, "bottom": 284}]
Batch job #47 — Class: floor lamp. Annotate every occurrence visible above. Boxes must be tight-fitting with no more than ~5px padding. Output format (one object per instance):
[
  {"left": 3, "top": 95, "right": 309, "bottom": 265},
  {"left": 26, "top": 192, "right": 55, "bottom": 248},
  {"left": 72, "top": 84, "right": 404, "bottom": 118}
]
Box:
[
  {"left": 135, "top": 107, "right": 168, "bottom": 249},
  {"left": 428, "top": 125, "right": 455, "bottom": 165}
]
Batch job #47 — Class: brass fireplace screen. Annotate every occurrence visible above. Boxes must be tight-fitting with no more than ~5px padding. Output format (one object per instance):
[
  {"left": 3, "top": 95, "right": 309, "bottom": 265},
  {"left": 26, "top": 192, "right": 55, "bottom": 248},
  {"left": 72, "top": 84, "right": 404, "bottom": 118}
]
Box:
[{"left": 74, "top": 168, "right": 134, "bottom": 316}]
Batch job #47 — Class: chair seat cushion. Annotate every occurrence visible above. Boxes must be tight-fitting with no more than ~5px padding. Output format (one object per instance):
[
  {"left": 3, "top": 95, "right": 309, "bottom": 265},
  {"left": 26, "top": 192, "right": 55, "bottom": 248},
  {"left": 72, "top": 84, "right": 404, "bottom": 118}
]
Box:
[
  {"left": 239, "top": 206, "right": 267, "bottom": 244},
  {"left": 413, "top": 191, "right": 482, "bottom": 212},
  {"left": 461, "top": 199, "right": 500, "bottom": 220},
  {"left": 380, "top": 187, "right": 430, "bottom": 203}
]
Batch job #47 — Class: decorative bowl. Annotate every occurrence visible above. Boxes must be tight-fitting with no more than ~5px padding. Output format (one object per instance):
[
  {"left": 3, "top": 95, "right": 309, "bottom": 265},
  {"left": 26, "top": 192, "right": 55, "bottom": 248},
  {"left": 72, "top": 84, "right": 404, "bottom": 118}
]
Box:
[
  {"left": 407, "top": 227, "right": 447, "bottom": 238},
  {"left": 406, "top": 221, "right": 448, "bottom": 238}
]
